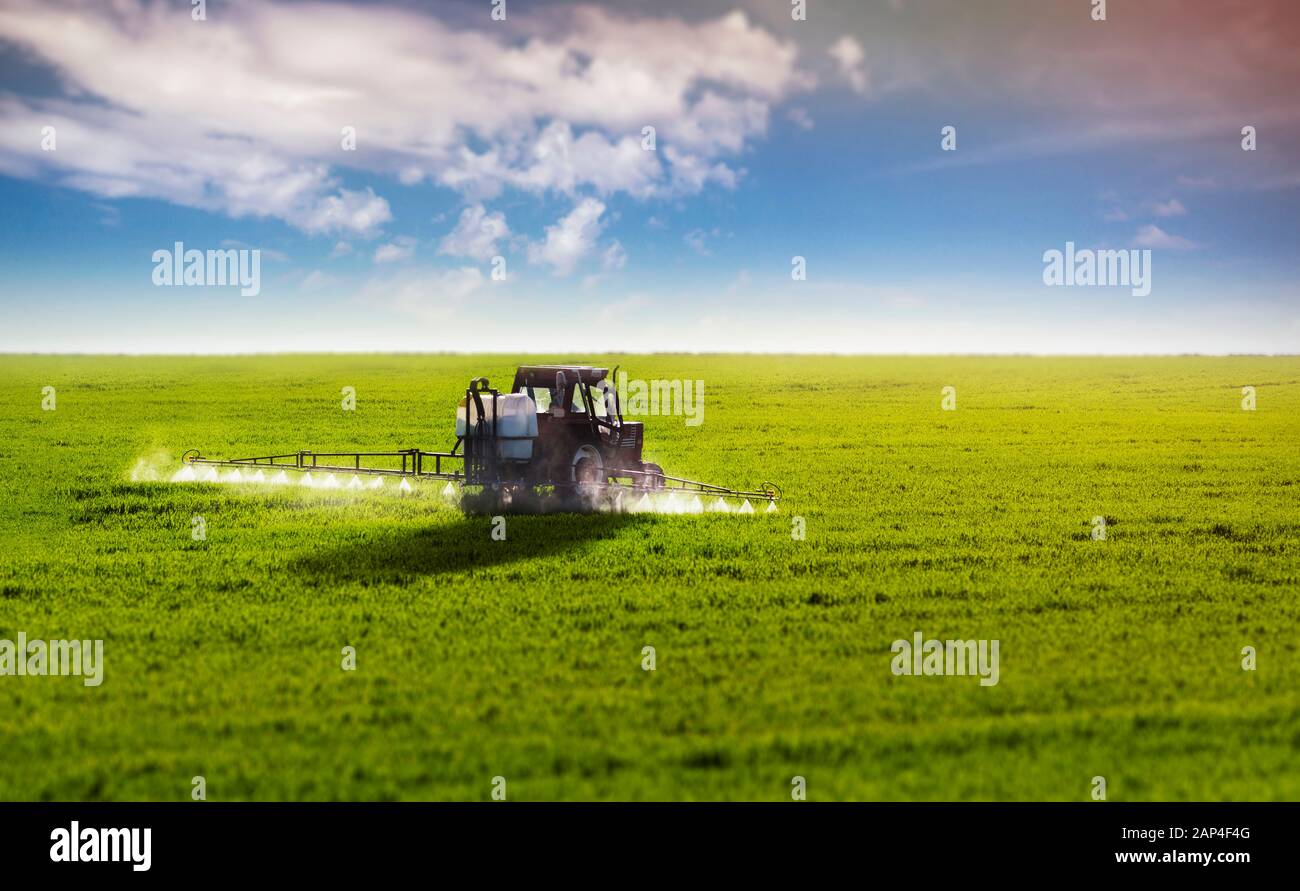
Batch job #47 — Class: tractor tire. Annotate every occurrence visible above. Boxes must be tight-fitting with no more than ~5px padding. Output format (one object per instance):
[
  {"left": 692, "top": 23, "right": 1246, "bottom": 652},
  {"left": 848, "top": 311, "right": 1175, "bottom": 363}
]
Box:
[
  {"left": 571, "top": 445, "right": 604, "bottom": 485},
  {"left": 574, "top": 458, "right": 600, "bottom": 483}
]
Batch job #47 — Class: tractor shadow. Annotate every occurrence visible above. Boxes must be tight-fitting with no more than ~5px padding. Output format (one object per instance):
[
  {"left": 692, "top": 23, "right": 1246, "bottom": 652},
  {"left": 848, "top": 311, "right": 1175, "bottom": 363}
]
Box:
[{"left": 290, "top": 512, "right": 655, "bottom": 583}]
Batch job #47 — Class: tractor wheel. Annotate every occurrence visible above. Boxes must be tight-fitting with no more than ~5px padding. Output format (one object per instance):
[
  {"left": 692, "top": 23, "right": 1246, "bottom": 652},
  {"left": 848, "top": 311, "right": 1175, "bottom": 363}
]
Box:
[
  {"left": 638, "top": 462, "right": 665, "bottom": 490},
  {"left": 571, "top": 445, "right": 604, "bottom": 485},
  {"left": 574, "top": 457, "right": 600, "bottom": 484}
]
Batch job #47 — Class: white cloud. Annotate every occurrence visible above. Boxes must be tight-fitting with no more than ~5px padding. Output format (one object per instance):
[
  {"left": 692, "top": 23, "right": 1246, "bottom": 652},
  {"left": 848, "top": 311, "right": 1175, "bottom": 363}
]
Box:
[
  {"left": 1149, "top": 198, "right": 1187, "bottom": 217},
  {"left": 662, "top": 146, "right": 739, "bottom": 193},
  {"left": 828, "top": 36, "right": 869, "bottom": 95},
  {"left": 90, "top": 202, "right": 120, "bottom": 227},
  {"left": 299, "top": 270, "right": 335, "bottom": 291},
  {"left": 298, "top": 188, "right": 392, "bottom": 237},
  {"left": 220, "top": 240, "right": 288, "bottom": 261},
  {"left": 0, "top": 94, "right": 394, "bottom": 236},
  {"left": 437, "top": 204, "right": 509, "bottom": 262},
  {"left": 0, "top": 1, "right": 807, "bottom": 231},
  {"left": 684, "top": 228, "right": 712, "bottom": 256},
  {"left": 786, "top": 107, "right": 815, "bottom": 131},
  {"left": 665, "top": 92, "right": 770, "bottom": 156},
  {"left": 684, "top": 227, "right": 727, "bottom": 257},
  {"left": 440, "top": 121, "right": 665, "bottom": 201},
  {"left": 330, "top": 241, "right": 353, "bottom": 258},
  {"left": 373, "top": 236, "right": 416, "bottom": 263},
  {"left": 1133, "top": 224, "right": 1199, "bottom": 250},
  {"left": 528, "top": 198, "right": 606, "bottom": 276},
  {"left": 601, "top": 240, "right": 627, "bottom": 271}
]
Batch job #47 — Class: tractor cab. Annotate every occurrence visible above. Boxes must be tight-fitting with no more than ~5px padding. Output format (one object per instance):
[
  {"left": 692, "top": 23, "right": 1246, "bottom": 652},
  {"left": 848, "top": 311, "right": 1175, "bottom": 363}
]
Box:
[
  {"left": 509, "top": 365, "right": 646, "bottom": 483},
  {"left": 511, "top": 365, "right": 615, "bottom": 427}
]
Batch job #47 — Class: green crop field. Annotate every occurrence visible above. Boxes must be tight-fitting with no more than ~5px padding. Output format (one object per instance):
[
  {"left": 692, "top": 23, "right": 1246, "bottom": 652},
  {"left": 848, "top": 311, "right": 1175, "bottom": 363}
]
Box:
[{"left": 1, "top": 354, "right": 1297, "bottom": 801}]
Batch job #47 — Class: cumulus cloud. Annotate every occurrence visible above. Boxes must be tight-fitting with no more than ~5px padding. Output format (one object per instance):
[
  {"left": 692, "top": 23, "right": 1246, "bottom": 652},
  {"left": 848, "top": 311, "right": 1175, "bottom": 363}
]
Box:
[
  {"left": 828, "top": 36, "right": 869, "bottom": 95},
  {"left": 684, "top": 228, "right": 712, "bottom": 256},
  {"left": 0, "top": 94, "right": 393, "bottom": 236},
  {"left": 1134, "top": 224, "right": 1199, "bottom": 250},
  {"left": 601, "top": 240, "right": 627, "bottom": 271},
  {"left": 528, "top": 198, "right": 607, "bottom": 276},
  {"left": 0, "top": 1, "right": 808, "bottom": 232},
  {"left": 299, "top": 269, "right": 335, "bottom": 291},
  {"left": 373, "top": 236, "right": 416, "bottom": 263},
  {"left": 661, "top": 146, "right": 739, "bottom": 193},
  {"left": 1149, "top": 198, "right": 1187, "bottom": 217},
  {"left": 786, "top": 107, "right": 815, "bottom": 131},
  {"left": 437, "top": 204, "right": 510, "bottom": 262},
  {"left": 441, "top": 121, "right": 664, "bottom": 201}
]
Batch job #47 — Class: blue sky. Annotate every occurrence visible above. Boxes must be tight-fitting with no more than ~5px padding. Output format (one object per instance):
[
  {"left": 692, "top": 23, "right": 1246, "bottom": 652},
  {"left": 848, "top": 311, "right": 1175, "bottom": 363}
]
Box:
[{"left": 0, "top": 0, "right": 1297, "bottom": 353}]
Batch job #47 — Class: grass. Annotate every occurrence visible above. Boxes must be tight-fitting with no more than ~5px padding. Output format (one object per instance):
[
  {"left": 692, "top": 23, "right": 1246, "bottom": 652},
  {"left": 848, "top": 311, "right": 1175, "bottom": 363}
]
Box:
[{"left": 1, "top": 353, "right": 1298, "bottom": 801}]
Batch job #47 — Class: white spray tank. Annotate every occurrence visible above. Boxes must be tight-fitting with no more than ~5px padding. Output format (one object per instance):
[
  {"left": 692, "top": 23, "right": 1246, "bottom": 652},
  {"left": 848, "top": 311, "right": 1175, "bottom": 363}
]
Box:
[{"left": 456, "top": 383, "right": 537, "bottom": 460}]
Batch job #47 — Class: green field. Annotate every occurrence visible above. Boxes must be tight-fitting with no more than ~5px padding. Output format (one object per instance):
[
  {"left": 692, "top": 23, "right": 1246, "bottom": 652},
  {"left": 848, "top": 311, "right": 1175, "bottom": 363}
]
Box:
[{"left": 1, "top": 354, "right": 1297, "bottom": 801}]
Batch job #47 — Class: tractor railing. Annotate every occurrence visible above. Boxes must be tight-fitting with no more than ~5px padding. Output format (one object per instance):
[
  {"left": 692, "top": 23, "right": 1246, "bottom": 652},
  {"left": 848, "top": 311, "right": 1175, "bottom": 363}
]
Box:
[
  {"left": 182, "top": 448, "right": 463, "bottom": 480},
  {"left": 613, "top": 465, "right": 780, "bottom": 502}
]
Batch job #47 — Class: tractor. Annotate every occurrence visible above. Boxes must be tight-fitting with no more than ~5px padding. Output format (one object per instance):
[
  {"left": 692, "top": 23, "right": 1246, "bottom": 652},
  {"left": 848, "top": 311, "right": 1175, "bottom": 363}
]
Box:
[
  {"left": 467, "top": 365, "right": 660, "bottom": 485},
  {"left": 180, "top": 364, "right": 778, "bottom": 513}
]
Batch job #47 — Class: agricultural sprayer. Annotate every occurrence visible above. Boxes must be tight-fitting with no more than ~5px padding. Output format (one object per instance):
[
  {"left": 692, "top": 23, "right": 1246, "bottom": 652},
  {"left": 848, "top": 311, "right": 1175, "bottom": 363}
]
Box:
[{"left": 177, "top": 365, "right": 780, "bottom": 513}]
